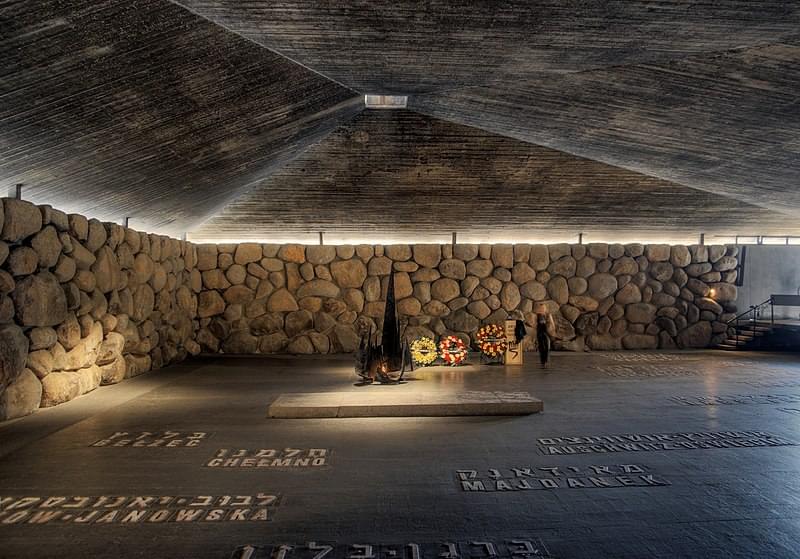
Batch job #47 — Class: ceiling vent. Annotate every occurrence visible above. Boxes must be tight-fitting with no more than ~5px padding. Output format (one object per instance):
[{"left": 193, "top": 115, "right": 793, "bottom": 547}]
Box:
[{"left": 364, "top": 95, "right": 407, "bottom": 109}]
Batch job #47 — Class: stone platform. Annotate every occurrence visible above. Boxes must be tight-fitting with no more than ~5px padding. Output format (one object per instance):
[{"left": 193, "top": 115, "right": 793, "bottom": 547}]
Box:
[{"left": 268, "top": 390, "right": 543, "bottom": 418}]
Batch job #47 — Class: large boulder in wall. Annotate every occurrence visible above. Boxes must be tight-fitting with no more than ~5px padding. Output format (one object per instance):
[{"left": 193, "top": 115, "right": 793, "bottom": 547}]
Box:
[
  {"left": 0, "top": 368, "right": 42, "bottom": 420},
  {"left": 31, "top": 226, "right": 62, "bottom": 268},
  {"left": 709, "top": 282, "right": 738, "bottom": 303},
  {"left": 40, "top": 371, "right": 81, "bottom": 407},
  {"left": 677, "top": 321, "right": 712, "bottom": 348},
  {"left": 285, "top": 310, "right": 313, "bottom": 337},
  {"left": 331, "top": 325, "right": 359, "bottom": 353},
  {"left": 131, "top": 284, "right": 155, "bottom": 322},
  {"left": 259, "top": 332, "right": 289, "bottom": 353},
  {"left": 61, "top": 322, "right": 104, "bottom": 371},
  {"left": 2, "top": 199, "right": 42, "bottom": 242},
  {"left": 287, "top": 335, "right": 315, "bottom": 354},
  {"left": 0, "top": 324, "right": 29, "bottom": 396},
  {"left": 330, "top": 259, "right": 367, "bottom": 288},
  {"left": 96, "top": 332, "right": 125, "bottom": 366},
  {"left": 12, "top": 272, "right": 68, "bottom": 327},
  {"left": 413, "top": 245, "right": 442, "bottom": 268},
  {"left": 75, "top": 364, "right": 102, "bottom": 396},
  {"left": 306, "top": 246, "right": 336, "bottom": 265},
  {"left": 234, "top": 243, "right": 262, "bottom": 265},
  {"left": 626, "top": 303, "right": 656, "bottom": 324},
  {"left": 91, "top": 246, "right": 123, "bottom": 293},
  {"left": 587, "top": 273, "right": 618, "bottom": 300},
  {"left": 100, "top": 357, "right": 127, "bottom": 385},
  {"left": 124, "top": 354, "right": 152, "bottom": 378},
  {"left": 587, "top": 334, "right": 622, "bottom": 350},
  {"left": 222, "top": 330, "right": 260, "bottom": 354},
  {"left": 198, "top": 290, "right": 225, "bottom": 318},
  {"left": 296, "top": 279, "right": 340, "bottom": 299}
]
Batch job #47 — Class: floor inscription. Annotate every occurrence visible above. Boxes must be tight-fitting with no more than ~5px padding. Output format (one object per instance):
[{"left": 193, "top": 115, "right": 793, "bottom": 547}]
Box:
[
  {"left": 206, "top": 448, "right": 330, "bottom": 468},
  {"left": 90, "top": 431, "right": 211, "bottom": 447},
  {"left": 456, "top": 464, "right": 668, "bottom": 492},
  {"left": 607, "top": 353, "right": 693, "bottom": 362},
  {"left": 0, "top": 494, "right": 278, "bottom": 525},
  {"left": 713, "top": 360, "right": 784, "bottom": 369},
  {"left": 537, "top": 431, "right": 794, "bottom": 455},
  {"left": 671, "top": 394, "right": 800, "bottom": 406},
  {"left": 231, "top": 540, "right": 552, "bottom": 559},
  {"left": 596, "top": 365, "right": 697, "bottom": 378}
]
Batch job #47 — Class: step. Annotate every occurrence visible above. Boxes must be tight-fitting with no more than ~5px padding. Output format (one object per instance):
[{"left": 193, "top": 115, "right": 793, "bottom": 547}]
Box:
[
  {"left": 715, "top": 341, "right": 743, "bottom": 349},
  {"left": 721, "top": 339, "right": 750, "bottom": 347},
  {"left": 267, "top": 390, "right": 544, "bottom": 418},
  {"left": 735, "top": 326, "right": 771, "bottom": 334},
  {"left": 730, "top": 334, "right": 755, "bottom": 341},
  {"left": 742, "top": 321, "right": 773, "bottom": 328}
]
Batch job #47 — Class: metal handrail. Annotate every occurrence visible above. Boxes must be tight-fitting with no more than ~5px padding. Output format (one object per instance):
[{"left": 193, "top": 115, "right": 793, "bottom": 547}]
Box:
[
  {"left": 726, "top": 297, "right": 773, "bottom": 325},
  {"left": 727, "top": 297, "right": 773, "bottom": 347}
]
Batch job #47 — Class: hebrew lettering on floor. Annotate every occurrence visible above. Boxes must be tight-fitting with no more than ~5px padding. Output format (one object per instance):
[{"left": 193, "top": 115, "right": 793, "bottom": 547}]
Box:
[
  {"left": 230, "top": 539, "right": 553, "bottom": 559},
  {"left": 206, "top": 448, "right": 330, "bottom": 468},
  {"left": 90, "top": 431, "right": 211, "bottom": 447},
  {"left": 0, "top": 494, "right": 279, "bottom": 524},
  {"left": 537, "top": 431, "right": 794, "bottom": 455},
  {"left": 455, "top": 464, "right": 668, "bottom": 492}
]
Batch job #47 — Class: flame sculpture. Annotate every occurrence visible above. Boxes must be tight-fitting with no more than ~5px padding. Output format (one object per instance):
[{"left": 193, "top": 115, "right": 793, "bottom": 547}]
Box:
[{"left": 355, "top": 273, "right": 412, "bottom": 383}]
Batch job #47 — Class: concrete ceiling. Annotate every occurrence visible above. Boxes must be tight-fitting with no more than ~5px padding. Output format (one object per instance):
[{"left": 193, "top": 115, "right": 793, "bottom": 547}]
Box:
[
  {"left": 2, "top": 1, "right": 799, "bottom": 238},
  {"left": 1, "top": 0, "right": 362, "bottom": 235},
  {"left": 172, "top": 0, "right": 800, "bottom": 93},
  {"left": 411, "top": 44, "right": 800, "bottom": 214},
  {"left": 192, "top": 110, "right": 799, "bottom": 243}
]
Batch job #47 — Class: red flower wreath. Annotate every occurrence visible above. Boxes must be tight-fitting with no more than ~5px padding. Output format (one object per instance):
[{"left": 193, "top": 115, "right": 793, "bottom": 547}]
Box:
[
  {"left": 438, "top": 335, "right": 468, "bottom": 366},
  {"left": 476, "top": 324, "right": 507, "bottom": 357}
]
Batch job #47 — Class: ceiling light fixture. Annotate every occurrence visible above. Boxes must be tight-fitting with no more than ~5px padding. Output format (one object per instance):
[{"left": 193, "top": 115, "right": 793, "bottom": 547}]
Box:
[{"left": 364, "top": 95, "right": 408, "bottom": 109}]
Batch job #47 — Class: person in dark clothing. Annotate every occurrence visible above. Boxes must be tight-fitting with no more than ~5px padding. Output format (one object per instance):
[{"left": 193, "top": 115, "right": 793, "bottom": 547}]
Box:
[{"left": 535, "top": 312, "right": 555, "bottom": 368}]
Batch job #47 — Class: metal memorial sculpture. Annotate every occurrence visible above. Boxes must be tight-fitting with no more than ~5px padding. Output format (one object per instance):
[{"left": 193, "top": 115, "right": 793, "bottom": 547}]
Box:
[
  {"left": 381, "top": 271, "right": 403, "bottom": 373},
  {"left": 354, "top": 273, "right": 412, "bottom": 383},
  {"left": 354, "top": 324, "right": 376, "bottom": 380}
]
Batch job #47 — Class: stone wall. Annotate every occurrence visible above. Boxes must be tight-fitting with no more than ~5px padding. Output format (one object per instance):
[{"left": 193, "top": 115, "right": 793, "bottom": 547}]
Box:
[
  {"left": 0, "top": 199, "right": 201, "bottom": 421},
  {"left": 0, "top": 197, "right": 739, "bottom": 423},
  {"left": 194, "top": 242, "right": 739, "bottom": 357}
]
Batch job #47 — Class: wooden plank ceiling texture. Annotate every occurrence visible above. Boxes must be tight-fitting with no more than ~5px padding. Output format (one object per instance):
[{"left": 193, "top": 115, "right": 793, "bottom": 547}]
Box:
[
  {"left": 172, "top": 0, "right": 800, "bottom": 92},
  {"left": 0, "top": 0, "right": 362, "bottom": 235},
  {"left": 192, "top": 110, "right": 798, "bottom": 242},
  {"left": 2, "top": 1, "right": 799, "bottom": 238},
  {"left": 411, "top": 45, "right": 800, "bottom": 215}
]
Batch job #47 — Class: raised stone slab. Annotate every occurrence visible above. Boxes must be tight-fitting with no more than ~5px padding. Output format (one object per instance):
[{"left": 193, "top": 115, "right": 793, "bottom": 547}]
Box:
[{"left": 268, "top": 391, "right": 543, "bottom": 418}]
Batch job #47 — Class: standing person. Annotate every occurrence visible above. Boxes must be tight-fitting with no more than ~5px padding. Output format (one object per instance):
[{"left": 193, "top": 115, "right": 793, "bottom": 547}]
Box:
[{"left": 535, "top": 308, "right": 556, "bottom": 369}]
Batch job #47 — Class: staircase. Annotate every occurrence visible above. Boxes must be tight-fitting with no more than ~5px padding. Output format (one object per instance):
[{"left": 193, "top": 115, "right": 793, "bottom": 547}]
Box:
[
  {"left": 714, "top": 294, "right": 800, "bottom": 351},
  {"left": 714, "top": 296, "right": 774, "bottom": 351},
  {"left": 715, "top": 320, "right": 774, "bottom": 351}
]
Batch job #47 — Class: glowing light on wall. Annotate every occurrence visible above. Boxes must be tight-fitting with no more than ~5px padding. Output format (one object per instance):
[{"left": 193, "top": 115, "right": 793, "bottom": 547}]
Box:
[
  {"left": 186, "top": 235, "right": 320, "bottom": 244},
  {"left": 186, "top": 231, "right": 791, "bottom": 246}
]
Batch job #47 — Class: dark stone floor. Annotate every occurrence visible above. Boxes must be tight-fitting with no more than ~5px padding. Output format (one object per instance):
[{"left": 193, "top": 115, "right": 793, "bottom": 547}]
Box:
[{"left": 1, "top": 350, "right": 800, "bottom": 559}]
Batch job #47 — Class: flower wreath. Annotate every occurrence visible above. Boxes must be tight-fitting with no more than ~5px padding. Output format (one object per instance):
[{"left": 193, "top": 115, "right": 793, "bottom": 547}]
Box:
[
  {"left": 438, "top": 335, "right": 468, "bottom": 366},
  {"left": 410, "top": 337, "right": 438, "bottom": 366},
  {"left": 476, "top": 324, "right": 507, "bottom": 357}
]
